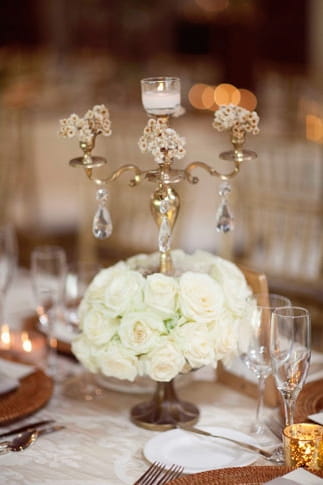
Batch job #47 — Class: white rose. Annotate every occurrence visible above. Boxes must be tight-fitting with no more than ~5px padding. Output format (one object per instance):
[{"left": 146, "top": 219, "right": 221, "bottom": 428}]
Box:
[
  {"left": 126, "top": 252, "right": 159, "bottom": 272},
  {"left": 96, "top": 340, "right": 138, "bottom": 381},
  {"left": 179, "top": 271, "right": 224, "bottom": 323},
  {"left": 118, "top": 311, "right": 164, "bottom": 354},
  {"left": 83, "top": 262, "right": 127, "bottom": 305},
  {"left": 71, "top": 335, "right": 98, "bottom": 373},
  {"left": 82, "top": 308, "right": 118, "bottom": 346},
  {"left": 210, "top": 319, "right": 239, "bottom": 366},
  {"left": 144, "top": 273, "right": 178, "bottom": 317},
  {"left": 141, "top": 340, "right": 185, "bottom": 381},
  {"left": 103, "top": 269, "right": 145, "bottom": 317},
  {"left": 173, "top": 322, "right": 215, "bottom": 369},
  {"left": 210, "top": 258, "right": 251, "bottom": 316}
]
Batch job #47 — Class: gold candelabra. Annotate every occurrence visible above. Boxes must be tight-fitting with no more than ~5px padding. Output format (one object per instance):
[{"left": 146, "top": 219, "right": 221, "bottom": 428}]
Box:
[{"left": 60, "top": 77, "right": 259, "bottom": 275}]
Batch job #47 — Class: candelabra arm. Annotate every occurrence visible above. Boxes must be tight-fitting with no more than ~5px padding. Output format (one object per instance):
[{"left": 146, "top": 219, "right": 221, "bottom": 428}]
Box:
[
  {"left": 84, "top": 164, "right": 143, "bottom": 187},
  {"left": 184, "top": 160, "right": 241, "bottom": 184}
]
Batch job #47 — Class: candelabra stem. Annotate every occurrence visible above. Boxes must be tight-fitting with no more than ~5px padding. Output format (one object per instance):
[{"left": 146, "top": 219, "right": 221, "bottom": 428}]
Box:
[{"left": 150, "top": 184, "right": 180, "bottom": 275}]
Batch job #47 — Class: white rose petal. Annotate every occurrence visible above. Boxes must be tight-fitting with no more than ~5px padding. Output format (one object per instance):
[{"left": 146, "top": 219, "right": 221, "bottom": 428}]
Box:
[
  {"left": 71, "top": 335, "right": 98, "bottom": 373},
  {"left": 103, "top": 269, "right": 144, "bottom": 317},
  {"left": 144, "top": 273, "right": 178, "bottom": 317},
  {"left": 82, "top": 309, "right": 118, "bottom": 346},
  {"left": 96, "top": 340, "right": 139, "bottom": 381},
  {"left": 179, "top": 271, "right": 224, "bottom": 323},
  {"left": 173, "top": 322, "right": 215, "bottom": 369},
  {"left": 141, "top": 340, "right": 185, "bottom": 382},
  {"left": 119, "top": 311, "right": 164, "bottom": 354}
]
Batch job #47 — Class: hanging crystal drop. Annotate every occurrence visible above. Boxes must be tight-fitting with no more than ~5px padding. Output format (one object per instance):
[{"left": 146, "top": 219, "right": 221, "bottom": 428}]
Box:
[
  {"left": 215, "top": 181, "right": 234, "bottom": 233},
  {"left": 92, "top": 188, "right": 113, "bottom": 239},
  {"left": 158, "top": 199, "right": 171, "bottom": 252},
  {"left": 159, "top": 216, "right": 171, "bottom": 252},
  {"left": 215, "top": 199, "right": 234, "bottom": 233}
]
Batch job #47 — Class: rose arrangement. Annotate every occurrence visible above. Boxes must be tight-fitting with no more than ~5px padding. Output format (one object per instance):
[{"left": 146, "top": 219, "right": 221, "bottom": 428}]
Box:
[{"left": 72, "top": 250, "right": 253, "bottom": 382}]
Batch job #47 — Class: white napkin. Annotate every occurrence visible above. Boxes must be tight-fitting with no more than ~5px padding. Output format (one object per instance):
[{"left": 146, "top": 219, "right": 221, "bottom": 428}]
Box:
[
  {"left": 0, "top": 358, "right": 35, "bottom": 396},
  {"left": 265, "top": 468, "right": 323, "bottom": 484},
  {"left": 308, "top": 412, "right": 323, "bottom": 425}
]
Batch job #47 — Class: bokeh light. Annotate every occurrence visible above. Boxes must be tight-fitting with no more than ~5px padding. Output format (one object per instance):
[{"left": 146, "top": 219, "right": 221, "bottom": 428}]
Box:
[
  {"left": 188, "top": 83, "right": 208, "bottom": 109},
  {"left": 238, "top": 89, "right": 257, "bottom": 110},
  {"left": 214, "top": 83, "right": 240, "bottom": 105},
  {"left": 306, "top": 114, "right": 323, "bottom": 143}
]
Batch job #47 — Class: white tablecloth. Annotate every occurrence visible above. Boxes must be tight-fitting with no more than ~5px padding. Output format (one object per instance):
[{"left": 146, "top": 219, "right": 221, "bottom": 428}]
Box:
[{"left": 0, "top": 270, "right": 318, "bottom": 484}]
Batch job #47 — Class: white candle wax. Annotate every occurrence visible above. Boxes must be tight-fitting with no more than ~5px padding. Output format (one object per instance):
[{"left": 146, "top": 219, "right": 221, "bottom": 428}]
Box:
[{"left": 142, "top": 91, "right": 180, "bottom": 115}]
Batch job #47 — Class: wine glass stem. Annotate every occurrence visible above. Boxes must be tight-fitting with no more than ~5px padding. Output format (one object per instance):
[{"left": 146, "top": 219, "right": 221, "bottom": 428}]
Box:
[
  {"left": 282, "top": 395, "right": 296, "bottom": 426},
  {"left": 256, "top": 375, "right": 265, "bottom": 429},
  {"left": 0, "top": 290, "right": 6, "bottom": 324}
]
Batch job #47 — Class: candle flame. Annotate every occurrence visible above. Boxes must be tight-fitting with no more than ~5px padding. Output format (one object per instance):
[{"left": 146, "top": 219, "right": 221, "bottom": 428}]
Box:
[
  {"left": 21, "top": 331, "right": 32, "bottom": 353},
  {"left": 0, "top": 324, "right": 11, "bottom": 347},
  {"left": 157, "top": 82, "right": 164, "bottom": 92}
]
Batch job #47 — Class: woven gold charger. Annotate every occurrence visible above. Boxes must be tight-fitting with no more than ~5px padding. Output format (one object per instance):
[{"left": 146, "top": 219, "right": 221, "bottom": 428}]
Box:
[
  {"left": 294, "top": 378, "right": 323, "bottom": 422},
  {"left": 0, "top": 367, "right": 53, "bottom": 426},
  {"left": 167, "top": 466, "right": 323, "bottom": 485}
]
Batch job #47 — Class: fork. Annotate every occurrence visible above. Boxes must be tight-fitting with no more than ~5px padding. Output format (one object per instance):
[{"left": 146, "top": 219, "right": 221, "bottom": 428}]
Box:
[{"left": 133, "top": 461, "right": 183, "bottom": 485}]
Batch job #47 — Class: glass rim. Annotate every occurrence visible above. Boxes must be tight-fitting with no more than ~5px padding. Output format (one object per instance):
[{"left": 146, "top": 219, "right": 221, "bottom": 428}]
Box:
[
  {"left": 31, "top": 245, "right": 66, "bottom": 257},
  {"left": 283, "top": 422, "right": 323, "bottom": 439},
  {"left": 248, "top": 293, "right": 291, "bottom": 310},
  {"left": 272, "top": 306, "right": 310, "bottom": 318},
  {"left": 141, "top": 76, "right": 180, "bottom": 85}
]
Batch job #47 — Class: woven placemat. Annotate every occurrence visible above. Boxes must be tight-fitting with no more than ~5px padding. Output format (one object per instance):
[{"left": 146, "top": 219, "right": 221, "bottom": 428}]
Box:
[
  {"left": 294, "top": 378, "right": 323, "bottom": 422},
  {"left": 167, "top": 466, "right": 323, "bottom": 485},
  {"left": 0, "top": 368, "right": 53, "bottom": 426}
]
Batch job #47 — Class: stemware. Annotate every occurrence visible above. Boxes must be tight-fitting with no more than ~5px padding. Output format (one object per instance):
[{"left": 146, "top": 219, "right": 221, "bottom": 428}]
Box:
[
  {"left": 270, "top": 306, "right": 311, "bottom": 427},
  {"left": 239, "top": 293, "right": 291, "bottom": 442},
  {"left": 62, "top": 261, "right": 104, "bottom": 400},
  {"left": 0, "top": 224, "right": 18, "bottom": 325},
  {"left": 30, "top": 245, "right": 67, "bottom": 380}
]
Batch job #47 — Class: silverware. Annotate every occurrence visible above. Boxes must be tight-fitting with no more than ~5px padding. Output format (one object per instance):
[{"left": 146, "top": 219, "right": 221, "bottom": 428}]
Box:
[
  {"left": 176, "top": 424, "right": 274, "bottom": 459},
  {"left": 0, "top": 424, "right": 65, "bottom": 454},
  {"left": 0, "top": 419, "right": 55, "bottom": 439},
  {"left": 133, "top": 461, "right": 183, "bottom": 485}
]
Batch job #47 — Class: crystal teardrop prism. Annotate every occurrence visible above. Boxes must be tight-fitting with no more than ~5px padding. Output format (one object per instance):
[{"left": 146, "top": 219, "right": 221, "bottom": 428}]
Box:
[
  {"left": 92, "top": 206, "right": 113, "bottom": 239},
  {"left": 215, "top": 199, "right": 234, "bottom": 233},
  {"left": 159, "top": 216, "right": 171, "bottom": 252}
]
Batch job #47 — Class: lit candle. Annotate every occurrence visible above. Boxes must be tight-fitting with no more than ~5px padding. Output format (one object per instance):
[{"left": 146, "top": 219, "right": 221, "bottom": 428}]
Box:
[
  {"left": 0, "top": 327, "right": 46, "bottom": 366},
  {"left": 283, "top": 423, "right": 323, "bottom": 471},
  {"left": 141, "top": 77, "right": 180, "bottom": 116},
  {"left": 0, "top": 324, "right": 11, "bottom": 350}
]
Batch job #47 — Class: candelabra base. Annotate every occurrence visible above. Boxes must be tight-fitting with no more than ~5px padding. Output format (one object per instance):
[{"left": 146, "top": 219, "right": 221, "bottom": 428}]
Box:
[{"left": 130, "top": 379, "right": 199, "bottom": 431}]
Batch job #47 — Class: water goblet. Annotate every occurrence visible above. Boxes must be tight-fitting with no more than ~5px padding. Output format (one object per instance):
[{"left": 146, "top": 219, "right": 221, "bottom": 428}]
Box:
[
  {"left": 30, "top": 245, "right": 67, "bottom": 380},
  {"left": 62, "top": 261, "right": 104, "bottom": 400},
  {"left": 270, "top": 306, "right": 311, "bottom": 427},
  {"left": 0, "top": 224, "right": 18, "bottom": 325},
  {"left": 239, "top": 293, "right": 291, "bottom": 443}
]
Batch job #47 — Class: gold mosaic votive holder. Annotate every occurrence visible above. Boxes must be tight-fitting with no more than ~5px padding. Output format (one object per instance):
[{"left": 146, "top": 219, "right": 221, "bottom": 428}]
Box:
[{"left": 283, "top": 423, "right": 323, "bottom": 471}]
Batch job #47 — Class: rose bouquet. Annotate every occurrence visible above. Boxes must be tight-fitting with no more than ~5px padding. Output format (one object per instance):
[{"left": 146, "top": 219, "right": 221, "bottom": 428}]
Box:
[{"left": 72, "top": 250, "right": 253, "bottom": 383}]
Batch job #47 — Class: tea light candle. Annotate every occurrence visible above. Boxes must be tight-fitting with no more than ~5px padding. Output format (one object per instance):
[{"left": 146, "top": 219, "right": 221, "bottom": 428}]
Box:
[
  {"left": 141, "top": 77, "right": 180, "bottom": 116},
  {"left": 283, "top": 423, "right": 323, "bottom": 471}
]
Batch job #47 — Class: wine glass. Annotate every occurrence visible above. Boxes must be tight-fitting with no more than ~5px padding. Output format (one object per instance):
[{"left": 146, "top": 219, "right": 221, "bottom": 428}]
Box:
[
  {"left": 31, "top": 245, "right": 67, "bottom": 380},
  {"left": 62, "top": 261, "right": 104, "bottom": 400},
  {"left": 0, "top": 224, "right": 18, "bottom": 325},
  {"left": 270, "top": 306, "right": 311, "bottom": 427},
  {"left": 239, "top": 293, "right": 291, "bottom": 443}
]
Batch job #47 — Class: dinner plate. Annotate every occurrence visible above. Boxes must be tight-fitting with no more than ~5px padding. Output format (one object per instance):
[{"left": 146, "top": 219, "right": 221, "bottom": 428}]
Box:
[{"left": 143, "top": 426, "right": 258, "bottom": 474}]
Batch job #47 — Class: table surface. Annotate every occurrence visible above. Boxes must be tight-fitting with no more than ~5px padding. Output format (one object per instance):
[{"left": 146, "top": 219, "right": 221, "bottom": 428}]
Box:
[{"left": 0, "top": 270, "right": 319, "bottom": 485}]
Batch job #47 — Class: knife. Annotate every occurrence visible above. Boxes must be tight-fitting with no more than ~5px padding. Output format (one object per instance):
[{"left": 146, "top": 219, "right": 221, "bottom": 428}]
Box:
[
  {"left": 0, "top": 419, "right": 55, "bottom": 439},
  {"left": 176, "top": 424, "right": 274, "bottom": 458}
]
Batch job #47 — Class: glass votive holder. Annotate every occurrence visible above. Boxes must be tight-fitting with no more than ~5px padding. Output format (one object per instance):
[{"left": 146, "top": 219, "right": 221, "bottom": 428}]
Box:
[
  {"left": 283, "top": 423, "right": 323, "bottom": 471},
  {"left": 141, "top": 77, "right": 180, "bottom": 116}
]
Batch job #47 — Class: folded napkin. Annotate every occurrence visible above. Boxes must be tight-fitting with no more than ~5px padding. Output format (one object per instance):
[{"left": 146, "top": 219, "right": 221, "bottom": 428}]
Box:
[
  {"left": 265, "top": 468, "right": 323, "bottom": 484},
  {"left": 308, "top": 412, "right": 323, "bottom": 425},
  {"left": 0, "top": 358, "right": 35, "bottom": 396}
]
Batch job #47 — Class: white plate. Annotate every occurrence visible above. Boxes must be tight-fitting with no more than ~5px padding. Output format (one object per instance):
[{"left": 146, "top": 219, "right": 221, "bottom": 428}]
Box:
[{"left": 143, "top": 426, "right": 258, "bottom": 474}]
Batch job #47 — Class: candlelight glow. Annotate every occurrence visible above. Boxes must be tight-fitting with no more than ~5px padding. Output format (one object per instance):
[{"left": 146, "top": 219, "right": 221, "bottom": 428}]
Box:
[
  {"left": 306, "top": 114, "right": 323, "bottom": 143},
  {"left": 21, "top": 331, "right": 32, "bottom": 353},
  {"left": 0, "top": 324, "right": 11, "bottom": 347},
  {"left": 214, "top": 83, "right": 240, "bottom": 105},
  {"left": 238, "top": 89, "right": 257, "bottom": 110},
  {"left": 157, "top": 82, "right": 164, "bottom": 92}
]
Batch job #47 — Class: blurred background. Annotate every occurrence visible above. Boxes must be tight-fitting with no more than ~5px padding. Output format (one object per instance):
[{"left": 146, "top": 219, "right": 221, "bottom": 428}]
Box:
[{"left": 0, "top": 0, "right": 322, "bottom": 329}]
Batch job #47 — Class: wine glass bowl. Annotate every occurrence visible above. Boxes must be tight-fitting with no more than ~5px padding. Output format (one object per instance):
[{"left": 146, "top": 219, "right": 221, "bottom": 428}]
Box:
[
  {"left": 239, "top": 293, "right": 291, "bottom": 441},
  {"left": 0, "top": 224, "right": 18, "bottom": 324},
  {"left": 270, "top": 306, "right": 311, "bottom": 427}
]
